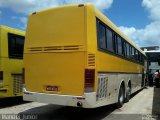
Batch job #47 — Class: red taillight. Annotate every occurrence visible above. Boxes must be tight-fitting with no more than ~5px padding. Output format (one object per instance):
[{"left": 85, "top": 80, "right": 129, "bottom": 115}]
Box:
[
  {"left": 85, "top": 69, "right": 95, "bottom": 92},
  {"left": 22, "top": 68, "right": 25, "bottom": 84},
  {"left": 0, "top": 71, "right": 3, "bottom": 81}
]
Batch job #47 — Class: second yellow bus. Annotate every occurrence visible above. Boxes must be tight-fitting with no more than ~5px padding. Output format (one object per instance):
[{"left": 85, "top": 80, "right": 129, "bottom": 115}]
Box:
[{"left": 0, "top": 26, "right": 25, "bottom": 98}]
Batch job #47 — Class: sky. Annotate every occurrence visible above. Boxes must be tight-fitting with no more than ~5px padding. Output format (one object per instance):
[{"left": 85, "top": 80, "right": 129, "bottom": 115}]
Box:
[{"left": 0, "top": 0, "right": 160, "bottom": 47}]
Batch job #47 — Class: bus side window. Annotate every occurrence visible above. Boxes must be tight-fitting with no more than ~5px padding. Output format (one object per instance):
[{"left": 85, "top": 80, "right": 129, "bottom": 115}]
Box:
[
  {"left": 106, "top": 28, "right": 114, "bottom": 52},
  {"left": 117, "top": 36, "right": 123, "bottom": 55},
  {"left": 131, "top": 47, "right": 135, "bottom": 60},
  {"left": 114, "top": 34, "right": 117, "bottom": 53},
  {"left": 129, "top": 45, "right": 132, "bottom": 59},
  {"left": 126, "top": 43, "right": 130, "bottom": 58},
  {"left": 97, "top": 22, "right": 107, "bottom": 50},
  {"left": 122, "top": 40, "right": 127, "bottom": 56},
  {"left": 135, "top": 50, "right": 138, "bottom": 62}
]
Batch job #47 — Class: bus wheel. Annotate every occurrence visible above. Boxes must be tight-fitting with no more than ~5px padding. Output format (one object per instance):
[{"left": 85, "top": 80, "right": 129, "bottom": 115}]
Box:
[
  {"left": 125, "top": 86, "right": 131, "bottom": 102},
  {"left": 116, "top": 85, "right": 124, "bottom": 108}
]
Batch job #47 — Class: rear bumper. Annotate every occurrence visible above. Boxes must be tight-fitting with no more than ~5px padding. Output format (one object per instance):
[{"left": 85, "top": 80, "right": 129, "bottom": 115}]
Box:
[{"left": 23, "top": 88, "right": 97, "bottom": 108}]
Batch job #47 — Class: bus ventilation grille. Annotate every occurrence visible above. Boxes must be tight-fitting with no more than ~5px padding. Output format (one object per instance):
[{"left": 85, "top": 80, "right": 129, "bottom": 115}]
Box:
[
  {"left": 97, "top": 75, "right": 108, "bottom": 101},
  {"left": 27, "top": 45, "right": 83, "bottom": 52},
  {"left": 88, "top": 54, "right": 95, "bottom": 66},
  {"left": 12, "top": 74, "right": 23, "bottom": 95},
  {"left": 28, "top": 47, "right": 43, "bottom": 52}
]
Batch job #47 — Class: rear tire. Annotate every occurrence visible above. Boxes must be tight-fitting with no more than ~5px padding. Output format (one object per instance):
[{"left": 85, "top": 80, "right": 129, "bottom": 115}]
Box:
[
  {"left": 116, "top": 85, "right": 124, "bottom": 108},
  {"left": 125, "top": 86, "right": 131, "bottom": 102}
]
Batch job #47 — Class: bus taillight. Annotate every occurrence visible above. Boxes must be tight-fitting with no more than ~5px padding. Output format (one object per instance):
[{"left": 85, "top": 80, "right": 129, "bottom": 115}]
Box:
[{"left": 85, "top": 69, "right": 95, "bottom": 92}]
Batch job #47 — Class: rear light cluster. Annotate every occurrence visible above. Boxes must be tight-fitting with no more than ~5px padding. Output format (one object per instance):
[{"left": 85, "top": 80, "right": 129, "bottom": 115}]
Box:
[
  {"left": 85, "top": 69, "right": 95, "bottom": 92},
  {"left": 0, "top": 71, "right": 3, "bottom": 81}
]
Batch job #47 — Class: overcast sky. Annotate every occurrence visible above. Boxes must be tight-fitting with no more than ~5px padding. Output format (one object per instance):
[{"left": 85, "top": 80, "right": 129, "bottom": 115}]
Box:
[{"left": 0, "top": 0, "right": 160, "bottom": 47}]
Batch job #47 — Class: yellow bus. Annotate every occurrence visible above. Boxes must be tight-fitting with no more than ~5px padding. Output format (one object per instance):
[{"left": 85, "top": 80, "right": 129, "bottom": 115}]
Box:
[
  {"left": 0, "top": 26, "right": 25, "bottom": 98},
  {"left": 23, "top": 4, "right": 147, "bottom": 108}
]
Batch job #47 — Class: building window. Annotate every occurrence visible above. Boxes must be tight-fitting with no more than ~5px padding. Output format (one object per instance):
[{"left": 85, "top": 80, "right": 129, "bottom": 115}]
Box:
[{"left": 8, "top": 33, "right": 25, "bottom": 59}]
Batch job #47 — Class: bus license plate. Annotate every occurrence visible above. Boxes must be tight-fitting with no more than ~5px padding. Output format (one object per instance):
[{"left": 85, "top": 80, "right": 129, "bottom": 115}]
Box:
[{"left": 46, "top": 86, "right": 58, "bottom": 91}]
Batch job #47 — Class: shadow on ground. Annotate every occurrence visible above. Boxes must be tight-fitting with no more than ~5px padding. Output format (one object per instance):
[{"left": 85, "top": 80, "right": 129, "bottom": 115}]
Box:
[
  {"left": 130, "top": 88, "right": 143, "bottom": 99},
  {"left": 19, "top": 104, "right": 118, "bottom": 120},
  {"left": 0, "top": 97, "right": 29, "bottom": 108}
]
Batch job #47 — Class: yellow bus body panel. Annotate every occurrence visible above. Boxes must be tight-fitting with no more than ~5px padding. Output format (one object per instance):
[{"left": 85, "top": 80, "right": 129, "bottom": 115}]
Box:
[
  {"left": 97, "top": 51, "right": 143, "bottom": 73},
  {"left": 25, "top": 5, "right": 86, "bottom": 96},
  {"left": 25, "top": 52, "right": 85, "bottom": 95},
  {"left": 25, "top": 5, "right": 85, "bottom": 48},
  {"left": 0, "top": 26, "right": 24, "bottom": 98}
]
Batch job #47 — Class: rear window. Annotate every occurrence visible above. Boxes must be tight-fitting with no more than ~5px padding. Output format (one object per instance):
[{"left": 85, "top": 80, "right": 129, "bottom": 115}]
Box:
[{"left": 8, "top": 33, "right": 25, "bottom": 59}]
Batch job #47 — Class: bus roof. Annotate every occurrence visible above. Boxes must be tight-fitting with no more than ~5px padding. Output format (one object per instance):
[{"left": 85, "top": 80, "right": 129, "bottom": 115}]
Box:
[{"left": 0, "top": 25, "right": 25, "bottom": 35}]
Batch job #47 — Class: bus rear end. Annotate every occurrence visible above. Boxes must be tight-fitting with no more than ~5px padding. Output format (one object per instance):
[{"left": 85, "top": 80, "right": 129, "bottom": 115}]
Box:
[
  {"left": 0, "top": 26, "right": 24, "bottom": 98},
  {"left": 23, "top": 5, "right": 97, "bottom": 108}
]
